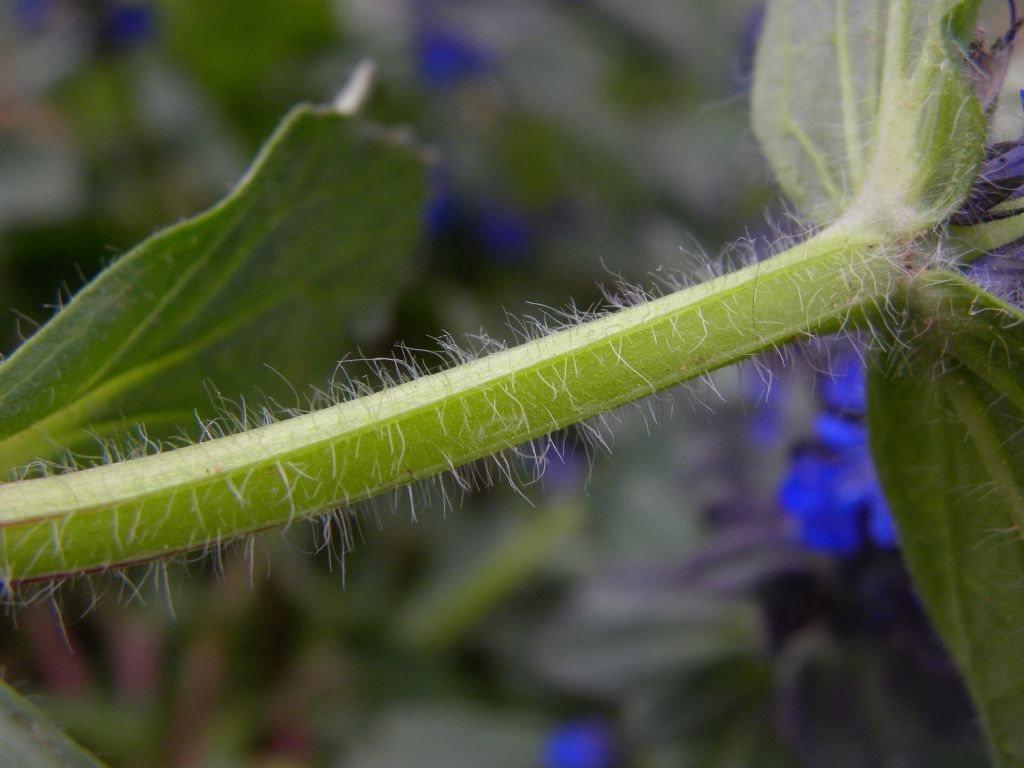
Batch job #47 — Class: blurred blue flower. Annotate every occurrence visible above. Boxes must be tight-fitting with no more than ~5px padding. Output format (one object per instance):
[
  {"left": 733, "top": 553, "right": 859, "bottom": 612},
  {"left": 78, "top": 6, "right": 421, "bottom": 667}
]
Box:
[
  {"left": 814, "top": 412, "right": 865, "bottom": 452},
  {"left": 13, "top": 0, "right": 51, "bottom": 33},
  {"left": 476, "top": 204, "right": 531, "bottom": 262},
  {"left": 820, "top": 353, "right": 867, "bottom": 414},
  {"left": 417, "top": 30, "right": 492, "bottom": 89},
  {"left": 424, "top": 178, "right": 460, "bottom": 236},
  {"left": 424, "top": 175, "right": 533, "bottom": 264},
  {"left": 100, "top": 2, "right": 155, "bottom": 48},
  {"left": 868, "top": 493, "right": 898, "bottom": 547},
  {"left": 540, "top": 444, "right": 584, "bottom": 495},
  {"left": 778, "top": 354, "right": 897, "bottom": 554},
  {"left": 544, "top": 720, "right": 615, "bottom": 768},
  {"left": 743, "top": 373, "right": 787, "bottom": 445}
]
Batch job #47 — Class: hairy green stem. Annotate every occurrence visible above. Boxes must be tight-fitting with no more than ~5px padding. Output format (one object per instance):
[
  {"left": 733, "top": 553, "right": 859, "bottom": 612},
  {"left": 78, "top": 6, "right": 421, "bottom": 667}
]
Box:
[{"left": 0, "top": 223, "right": 899, "bottom": 582}]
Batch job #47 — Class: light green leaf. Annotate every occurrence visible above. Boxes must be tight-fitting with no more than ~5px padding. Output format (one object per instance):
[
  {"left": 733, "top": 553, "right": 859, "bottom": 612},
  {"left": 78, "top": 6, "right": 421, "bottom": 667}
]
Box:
[
  {"left": 0, "top": 101, "right": 427, "bottom": 475},
  {"left": 0, "top": 680, "right": 107, "bottom": 768},
  {"left": 752, "top": 0, "right": 986, "bottom": 231},
  {"left": 868, "top": 271, "right": 1024, "bottom": 767}
]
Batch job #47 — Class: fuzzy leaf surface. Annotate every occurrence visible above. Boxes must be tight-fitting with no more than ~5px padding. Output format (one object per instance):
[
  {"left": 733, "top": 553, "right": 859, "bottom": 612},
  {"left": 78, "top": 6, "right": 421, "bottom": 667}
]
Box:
[
  {"left": 0, "top": 680, "right": 107, "bottom": 767},
  {"left": 0, "top": 225, "right": 898, "bottom": 581},
  {"left": 0, "top": 106, "right": 426, "bottom": 474},
  {"left": 752, "top": 0, "right": 985, "bottom": 229},
  {"left": 868, "top": 272, "right": 1024, "bottom": 767}
]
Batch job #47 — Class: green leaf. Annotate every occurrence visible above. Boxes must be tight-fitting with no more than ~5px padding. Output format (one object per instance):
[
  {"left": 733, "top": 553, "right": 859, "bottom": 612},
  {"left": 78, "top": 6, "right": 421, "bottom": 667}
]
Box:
[
  {"left": 0, "top": 680, "right": 107, "bottom": 767},
  {"left": 752, "top": 0, "right": 986, "bottom": 231},
  {"left": 868, "top": 272, "right": 1024, "bottom": 767},
  {"left": 0, "top": 101, "right": 427, "bottom": 475}
]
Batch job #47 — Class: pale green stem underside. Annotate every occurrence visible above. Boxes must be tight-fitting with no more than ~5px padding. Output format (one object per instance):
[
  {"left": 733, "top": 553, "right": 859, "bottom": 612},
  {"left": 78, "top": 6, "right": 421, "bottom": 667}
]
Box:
[{"left": 0, "top": 224, "right": 897, "bottom": 582}]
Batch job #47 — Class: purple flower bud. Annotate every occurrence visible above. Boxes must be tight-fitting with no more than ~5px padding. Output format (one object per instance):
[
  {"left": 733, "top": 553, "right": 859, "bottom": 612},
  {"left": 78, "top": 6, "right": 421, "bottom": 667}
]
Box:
[{"left": 948, "top": 138, "right": 1024, "bottom": 226}]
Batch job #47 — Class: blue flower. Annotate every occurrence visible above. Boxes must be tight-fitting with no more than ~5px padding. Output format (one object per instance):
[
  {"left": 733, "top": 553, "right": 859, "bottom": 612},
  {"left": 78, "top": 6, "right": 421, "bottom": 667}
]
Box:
[
  {"left": 743, "top": 372, "right": 787, "bottom": 445},
  {"left": 100, "top": 3, "right": 156, "bottom": 47},
  {"left": 417, "top": 30, "right": 492, "bottom": 89},
  {"left": 543, "top": 720, "right": 615, "bottom": 768},
  {"left": 820, "top": 354, "right": 867, "bottom": 414},
  {"left": 778, "top": 355, "right": 897, "bottom": 553},
  {"left": 476, "top": 205, "right": 531, "bottom": 262},
  {"left": 814, "top": 412, "right": 865, "bottom": 452},
  {"left": 424, "top": 177, "right": 461, "bottom": 236},
  {"left": 540, "top": 444, "right": 584, "bottom": 495},
  {"left": 13, "top": 0, "right": 51, "bottom": 33},
  {"left": 424, "top": 176, "right": 533, "bottom": 264}
]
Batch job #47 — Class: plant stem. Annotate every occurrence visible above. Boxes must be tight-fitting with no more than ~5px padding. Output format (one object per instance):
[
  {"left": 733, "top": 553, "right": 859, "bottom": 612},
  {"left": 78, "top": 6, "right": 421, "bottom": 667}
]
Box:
[{"left": 0, "top": 223, "right": 898, "bottom": 582}]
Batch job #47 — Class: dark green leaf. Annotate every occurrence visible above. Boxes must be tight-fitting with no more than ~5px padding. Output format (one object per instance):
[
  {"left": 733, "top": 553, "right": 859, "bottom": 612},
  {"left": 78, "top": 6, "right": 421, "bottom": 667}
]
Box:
[
  {"left": 0, "top": 680, "right": 106, "bottom": 768},
  {"left": 0, "top": 103, "right": 427, "bottom": 474},
  {"left": 868, "top": 271, "right": 1024, "bottom": 767}
]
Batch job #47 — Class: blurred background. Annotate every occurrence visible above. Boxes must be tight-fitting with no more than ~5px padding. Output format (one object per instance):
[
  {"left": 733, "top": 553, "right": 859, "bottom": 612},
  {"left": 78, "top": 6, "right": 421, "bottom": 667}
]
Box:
[{"left": 0, "top": 1, "right": 992, "bottom": 766}]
